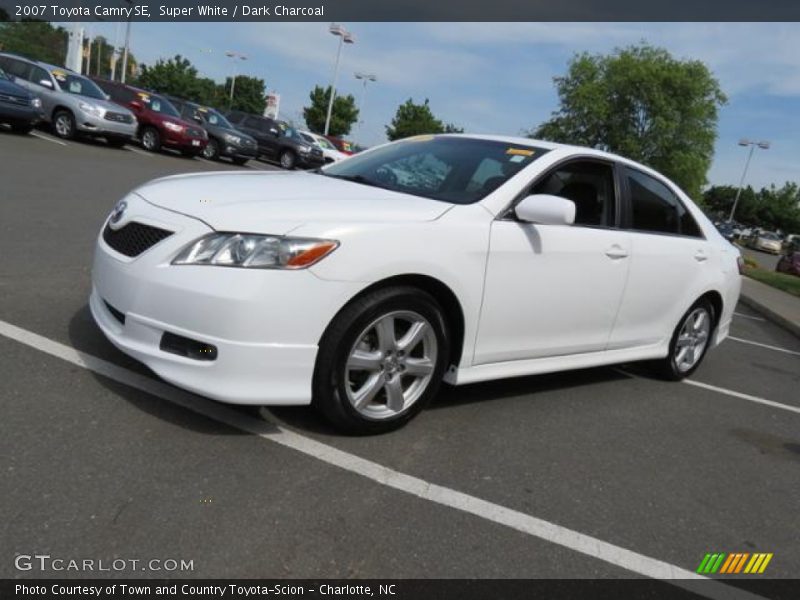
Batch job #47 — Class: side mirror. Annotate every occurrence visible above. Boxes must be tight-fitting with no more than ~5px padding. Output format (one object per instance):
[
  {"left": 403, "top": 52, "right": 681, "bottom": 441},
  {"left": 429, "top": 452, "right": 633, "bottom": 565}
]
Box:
[
  {"left": 39, "top": 79, "right": 54, "bottom": 89},
  {"left": 515, "top": 194, "right": 575, "bottom": 226},
  {"left": 269, "top": 128, "right": 280, "bottom": 137},
  {"left": 129, "top": 100, "right": 142, "bottom": 111}
]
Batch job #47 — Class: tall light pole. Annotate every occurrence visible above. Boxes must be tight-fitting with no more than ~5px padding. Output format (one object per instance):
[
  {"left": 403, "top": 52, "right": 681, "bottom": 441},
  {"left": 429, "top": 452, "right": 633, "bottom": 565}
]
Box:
[
  {"left": 728, "top": 139, "right": 770, "bottom": 223},
  {"left": 324, "top": 23, "right": 355, "bottom": 136},
  {"left": 225, "top": 51, "right": 247, "bottom": 108},
  {"left": 354, "top": 72, "right": 376, "bottom": 140}
]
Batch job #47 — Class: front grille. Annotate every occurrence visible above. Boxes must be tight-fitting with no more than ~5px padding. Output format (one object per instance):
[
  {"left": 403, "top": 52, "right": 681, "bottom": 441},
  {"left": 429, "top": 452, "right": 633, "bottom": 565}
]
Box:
[
  {"left": 0, "top": 93, "right": 29, "bottom": 107},
  {"left": 104, "top": 111, "right": 133, "bottom": 124},
  {"left": 102, "top": 222, "right": 173, "bottom": 257},
  {"left": 311, "top": 148, "right": 323, "bottom": 157}
]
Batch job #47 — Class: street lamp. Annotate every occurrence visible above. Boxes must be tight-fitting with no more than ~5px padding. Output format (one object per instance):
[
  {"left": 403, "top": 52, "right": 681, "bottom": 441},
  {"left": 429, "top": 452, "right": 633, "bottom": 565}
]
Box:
[
  {"left": 323, "top": 23, "right": 355, "bottom": 136},
  {"left": 728, "top": 138, "right": 770, "bottom": 223},
  {"left": 225, "top": 51, "right": 248, "bottom": 107},
  {"left": 354, "top": 72, "right": 376, "bottom": 140}
]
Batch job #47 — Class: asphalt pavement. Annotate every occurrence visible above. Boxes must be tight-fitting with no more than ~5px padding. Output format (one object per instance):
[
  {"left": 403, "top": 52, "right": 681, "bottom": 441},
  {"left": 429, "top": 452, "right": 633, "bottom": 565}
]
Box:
[{"left": 1, "top": 130, "right": 799, "bottom": 591}]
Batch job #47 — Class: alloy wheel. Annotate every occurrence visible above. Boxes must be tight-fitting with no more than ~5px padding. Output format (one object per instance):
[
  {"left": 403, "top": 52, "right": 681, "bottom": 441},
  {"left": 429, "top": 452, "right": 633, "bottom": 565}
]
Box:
[
  {"left": 674, "top": 307, "right": 711, "bottom": 372},
  {"left": 142, "top": 131, "right": 156, "bottom": 150},
  {"left": 344, "top": 310, "right": 437, "bottom": 420},
  {"left": 55, "top": 114, "right": 72, "bottom": 137}
]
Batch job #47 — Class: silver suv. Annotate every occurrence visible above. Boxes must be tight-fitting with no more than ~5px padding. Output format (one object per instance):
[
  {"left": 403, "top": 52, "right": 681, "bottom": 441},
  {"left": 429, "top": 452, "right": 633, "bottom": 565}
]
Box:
[{"left": 0, "top": 53, "right": 137, "bottom": 146}]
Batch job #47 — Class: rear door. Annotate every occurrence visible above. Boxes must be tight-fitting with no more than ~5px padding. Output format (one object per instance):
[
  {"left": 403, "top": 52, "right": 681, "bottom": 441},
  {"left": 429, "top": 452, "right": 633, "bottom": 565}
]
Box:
[{"left": 606, "top": 166, "right": 711, "bottom": 350}]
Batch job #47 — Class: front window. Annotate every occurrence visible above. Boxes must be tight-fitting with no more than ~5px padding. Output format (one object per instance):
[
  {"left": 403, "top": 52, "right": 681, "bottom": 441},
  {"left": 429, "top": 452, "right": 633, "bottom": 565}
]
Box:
[
  {"left": 321, "top": 136, "right": 549, "bottom": 204},
  {"left": 52, "top": 71, "right": 106, "bottom": 100}
]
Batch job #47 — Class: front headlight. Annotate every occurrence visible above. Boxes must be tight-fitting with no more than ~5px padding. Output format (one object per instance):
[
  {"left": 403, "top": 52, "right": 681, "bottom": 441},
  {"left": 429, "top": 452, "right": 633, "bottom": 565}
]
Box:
[
  {"left": 164, "top": 121, "right": 184, "bottom": 133},
  {"left": 172, "top": 234, "right": 339, "bottom": 269},
  {"left": 298, "top": 145, "right": 311, "bottom": 153},
  {"left": 78, "top": 102, "right": 104, "bottom": 117},
  {"left": 223, "top": 133, "right": 241, "bottom": 145},
  {"left": 31, "top": 97, "right": 42, "bottom": 109}
]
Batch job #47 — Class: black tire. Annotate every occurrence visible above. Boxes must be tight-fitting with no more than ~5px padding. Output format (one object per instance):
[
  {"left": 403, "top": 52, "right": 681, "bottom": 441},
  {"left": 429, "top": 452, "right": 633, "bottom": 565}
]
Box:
[
  {"left": 312, "top": 286, "right": 450, "bottom": 435},
  {"left": 106, "top": 137, "right": 127, "bottom": 148},
  {"left": 650, "top": 298, "right": 715, "bottom": 381},
  {"left": 232, "top": 157, "right": 249, "bottom": 166},
  {"left": 140, "top": 126, "right": 161, "bottom": 152},
  {"left": 10, "top": 122, "right": 33, "bottom": 135},
  {"left": 279, "top": 149, "right": 296, "bottom": 170},
  {"left": 52, "top": 110, "right": 76, "bottom": 140},
  {"left": 202, "top": 138, "right": 220, "bottom": 160}
]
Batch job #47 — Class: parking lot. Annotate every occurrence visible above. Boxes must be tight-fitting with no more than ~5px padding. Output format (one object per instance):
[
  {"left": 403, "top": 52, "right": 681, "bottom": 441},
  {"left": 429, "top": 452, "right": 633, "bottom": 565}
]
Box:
[{"left": 1, "top": 130, "right": 799, "bottom": 592}]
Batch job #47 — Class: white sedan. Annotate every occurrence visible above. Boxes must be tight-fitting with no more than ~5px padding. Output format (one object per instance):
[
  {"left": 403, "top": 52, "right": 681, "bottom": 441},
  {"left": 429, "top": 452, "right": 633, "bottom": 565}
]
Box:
[
  {"left": 90, "top": 135, "right": 742, "bottom": 433},
  {"left": 299, "top": 130, "right": 350, "bottom": 163}
]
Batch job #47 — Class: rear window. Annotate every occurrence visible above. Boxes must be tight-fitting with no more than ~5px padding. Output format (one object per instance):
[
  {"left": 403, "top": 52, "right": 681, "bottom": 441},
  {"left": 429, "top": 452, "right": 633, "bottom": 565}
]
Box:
[{"left": 626, "top": 168, "right": 702, "bottom": 238}]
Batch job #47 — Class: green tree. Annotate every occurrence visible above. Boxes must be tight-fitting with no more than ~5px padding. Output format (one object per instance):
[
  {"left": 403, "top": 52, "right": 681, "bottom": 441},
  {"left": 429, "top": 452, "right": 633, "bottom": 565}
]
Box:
[
  {"left": 221, "top": 74, "right": 267, "bottom": 113},
  {"left": 385, "top": 98, "right": 461, "bottom": 141},
  {"left": 703, "top": 183, "right": 800, "bottom": 232},
  {"left": 303, "top": 85, "right": 359, "bottom": 137},
  {"left": 533, "top": 44, "right": 727, "bottom": 200},
  {"left": 0, "top": 21, "right": 68, "bottom": 65},
  {"left": 135, "top": 55, "right": 217, "bottom": 105}
]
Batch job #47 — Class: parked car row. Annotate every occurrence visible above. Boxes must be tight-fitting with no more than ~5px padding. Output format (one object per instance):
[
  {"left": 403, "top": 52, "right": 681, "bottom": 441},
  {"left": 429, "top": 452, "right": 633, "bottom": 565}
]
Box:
[{"left": 0, "top": 51, "right": 355, "bottom": 171}]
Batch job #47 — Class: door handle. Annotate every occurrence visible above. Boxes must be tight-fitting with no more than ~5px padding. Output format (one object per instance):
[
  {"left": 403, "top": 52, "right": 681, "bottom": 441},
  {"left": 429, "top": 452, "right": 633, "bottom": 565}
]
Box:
[
  {"left": 605, "top": 245, "right": 629, "bottom": 260},
  {"left": 694, "top": 250, "right": 708, "bottom": 262}
]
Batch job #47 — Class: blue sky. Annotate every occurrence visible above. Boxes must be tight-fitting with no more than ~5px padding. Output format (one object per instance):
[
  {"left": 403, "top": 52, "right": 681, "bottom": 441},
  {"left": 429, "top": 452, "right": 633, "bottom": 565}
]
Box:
[{"left": 81, "top": 21, "right": 800, "bottom": 189}]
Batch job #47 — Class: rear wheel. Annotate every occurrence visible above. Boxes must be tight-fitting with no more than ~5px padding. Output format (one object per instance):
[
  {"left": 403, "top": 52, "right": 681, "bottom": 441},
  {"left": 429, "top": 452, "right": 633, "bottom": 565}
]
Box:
[
  {"left": 651, "top": 299, "right": 714, "bottom": 380},
  {"left": 140, "top": 127, "right": 161, "bottom": 152},
  {"left": 53, "top": 110, "right": 76, "bottom": 139},
  {"left": 279, "top": 149, "right": 296, "bottom": 170},
  {"left": 313, "top": 286, "right": 450, "bottom": 434}
]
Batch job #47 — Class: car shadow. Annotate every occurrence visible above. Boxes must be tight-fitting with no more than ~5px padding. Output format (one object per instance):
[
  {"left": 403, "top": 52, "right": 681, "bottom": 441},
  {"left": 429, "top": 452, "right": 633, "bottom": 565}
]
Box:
[{"left": 70, "top": 304, "right": 639, "bottom": 437}]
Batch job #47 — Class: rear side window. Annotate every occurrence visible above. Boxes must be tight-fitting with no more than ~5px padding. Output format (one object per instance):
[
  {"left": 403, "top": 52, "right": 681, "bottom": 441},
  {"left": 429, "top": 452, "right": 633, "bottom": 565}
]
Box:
[
  {"left": 625, "top": 168, "right": 702, "bottom": 237},
  {"left": 28, "top": 65, "right": 50, "bottom": 86},
  {"left": 4, "top": 58, "right": 31, "bottom": 80}
]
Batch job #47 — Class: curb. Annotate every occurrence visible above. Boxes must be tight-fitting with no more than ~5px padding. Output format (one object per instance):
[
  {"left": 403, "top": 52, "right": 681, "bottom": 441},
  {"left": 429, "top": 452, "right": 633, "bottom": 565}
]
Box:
[{"left": 739, "top": 292, "right": 800, "bottom": 340}]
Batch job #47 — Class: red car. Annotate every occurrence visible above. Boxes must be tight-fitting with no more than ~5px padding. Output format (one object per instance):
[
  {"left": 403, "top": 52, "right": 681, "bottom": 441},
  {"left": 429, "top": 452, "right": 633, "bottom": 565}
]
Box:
[
  {"left": 776, "top": 246, "right": 800, "bottom": 277},
  {"left": 323, "top": 135, "right": 354, "bottom": 155},
  {"left": 91, "top": 78, "right": 207, "bottom": 156}
]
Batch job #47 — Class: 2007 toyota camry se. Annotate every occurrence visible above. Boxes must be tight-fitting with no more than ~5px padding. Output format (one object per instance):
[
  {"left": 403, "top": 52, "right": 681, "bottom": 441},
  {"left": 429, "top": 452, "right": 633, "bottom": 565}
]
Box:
[{"left": 90, "top": 135, "right": 742, "bottom": 433}]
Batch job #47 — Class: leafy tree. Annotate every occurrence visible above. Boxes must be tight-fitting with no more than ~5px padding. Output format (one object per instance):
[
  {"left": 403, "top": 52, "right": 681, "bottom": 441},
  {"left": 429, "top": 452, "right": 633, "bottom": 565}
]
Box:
[
  {"left": 703, "top": 183, "right": 800, "bottom": 232},
  {"left": 0, "top": 21, "right": 68, "bottom": 65},
  {"left": 386, "top": 98, "right": 462, "bottom": 141},
  {"left": 221, "top": 74, "right": 267, "bottom": 114},
  {"left": 303, "top": 85, "right": 359, "bottom": 137},
  {"left": 135, "top": 55, "right": 218, "bottom": 105},
  {"left": 533, "top": 44, "right": 727, "bottom": 200}
]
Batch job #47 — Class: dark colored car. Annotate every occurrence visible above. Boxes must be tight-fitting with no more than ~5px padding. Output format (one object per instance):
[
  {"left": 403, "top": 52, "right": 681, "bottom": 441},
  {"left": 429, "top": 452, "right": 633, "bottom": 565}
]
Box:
[
  {"left": 225, "top": 111, "right": 324, "bottom": 170},
  {"left": 324, "top": 135, "right": 355, "bottom": 155},
  {"left": 167, "top": 98, "right": 257, "bottom": 165},
  {"left": 0, "top": 65, "right": 43, "bottom": 134},
  {"left": 91, "top": 78, "right": 207, "bottom": 156},
  {"left": 716, "top": 222, "right": 736, "bottom": 243},
  {"left": 776, "top": 242, "right": 800, "bottom": 277}
]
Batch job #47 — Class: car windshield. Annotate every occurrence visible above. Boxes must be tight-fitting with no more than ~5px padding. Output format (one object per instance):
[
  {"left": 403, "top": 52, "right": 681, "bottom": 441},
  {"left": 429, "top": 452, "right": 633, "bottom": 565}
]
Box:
[
  {"left": 53, "top": 72, "right": 106, "bottom": 100},
  {"left": 762, "top": 232, "right": 780, "bottom": 240},
  {"left": 313, "top": 135, "right": 336, "bottom": 151},
  {"left": 199, "top": 107, "right": 234, "bottom": 129},
  {"left": 321, "top": 136, "right": 549, "bottom": 204},
  {"left": 134, "top": 92, "right": 180, "bottom": 117}
]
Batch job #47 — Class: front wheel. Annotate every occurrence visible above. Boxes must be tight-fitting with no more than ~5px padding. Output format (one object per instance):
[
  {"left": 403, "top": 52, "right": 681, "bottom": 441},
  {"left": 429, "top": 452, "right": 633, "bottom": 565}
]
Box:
[
  {"left": 313, "top": 286, "right": 450, "bottom": 434},
  {"left": 140, "top": 127, "right": 161, "bottom": 152},
  {"left": 650, "top": 299, "right": 714, "bottom": 380},
  {"left": 202, "top": 138, "right": 220, "bottom": 160},
  {"left": 53, "top": 110, "right": 76, "bottom": 139},
  {"left": 279, "top": 149, "right": 296, "bottom": 170}
]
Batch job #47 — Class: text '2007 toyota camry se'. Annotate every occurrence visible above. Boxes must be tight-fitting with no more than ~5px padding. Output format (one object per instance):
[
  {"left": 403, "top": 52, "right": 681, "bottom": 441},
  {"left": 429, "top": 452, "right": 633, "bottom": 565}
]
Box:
[{"left": 90, "top": 135, "right": 742, "bottom": 434}]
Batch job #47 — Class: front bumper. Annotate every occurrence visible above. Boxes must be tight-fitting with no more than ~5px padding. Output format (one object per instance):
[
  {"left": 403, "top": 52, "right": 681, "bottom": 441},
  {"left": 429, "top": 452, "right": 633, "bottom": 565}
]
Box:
[
  {"left": 76, "top": 111, "right": 136, "bottom": 138},
  {"left": 297, "top": 153, "right": 326, "bottom": 169},
  {"left": 221, "top": 141, "right": 258, "bottom": 159},
  {"left": 90, "top": 194, "right": 363, "bottom": 405},
  {"left": 0, "top": 102, "right": 43, "bottom": 124}
]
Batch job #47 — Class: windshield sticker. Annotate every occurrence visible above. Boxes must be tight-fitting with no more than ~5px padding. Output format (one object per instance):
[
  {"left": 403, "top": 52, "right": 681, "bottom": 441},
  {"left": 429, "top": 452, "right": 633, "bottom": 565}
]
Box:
[
  {"left": 137, "top": 92, "right": 151, "bottom": 103},
  {"left": 508, "top": 155, "right": 527, "bottom": 163},
  {"left": 506, "top": 147, "right": 535, "bottom": 157},
  {"left": 407, "top": 135, "right": 434, "bottom": 142},
  {"left": 68, "top": 81, "right": 81, "bottom": 93}
]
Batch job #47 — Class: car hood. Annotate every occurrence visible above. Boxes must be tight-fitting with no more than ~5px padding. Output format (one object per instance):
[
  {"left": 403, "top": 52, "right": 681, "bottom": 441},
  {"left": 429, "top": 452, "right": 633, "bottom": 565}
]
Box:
[
  {"left": 136, "top": 171, "right": 452, "bottom": 233},
  {"left": 0, "top": 78, "right": 31, "bottom": 98}
]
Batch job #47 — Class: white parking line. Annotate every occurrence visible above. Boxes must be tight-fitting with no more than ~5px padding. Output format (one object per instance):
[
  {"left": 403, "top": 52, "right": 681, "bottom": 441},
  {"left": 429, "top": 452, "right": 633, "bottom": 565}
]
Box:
[
  {"left": 0, "top": 318, "right": 767, "bottom": 600},
  {"left": 684, "top": 379, "right": 800, "bottom": 416},
  {"left": 728, "top": 335, "right": 800, "bottom": 357},
  {"left": 733, "top": 311, "right": 765, "bottom": 322},
  {"left": 31, "top": 131, "right": 67, "bottom": 146},
  {"left": 126, "top": 146, "right": 153, "bottom": 158}
]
